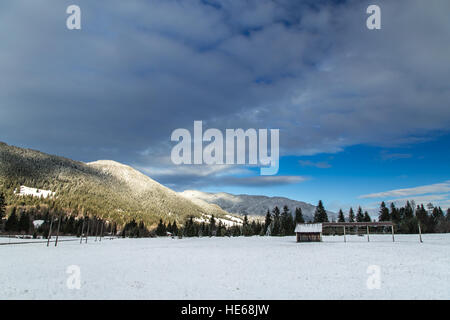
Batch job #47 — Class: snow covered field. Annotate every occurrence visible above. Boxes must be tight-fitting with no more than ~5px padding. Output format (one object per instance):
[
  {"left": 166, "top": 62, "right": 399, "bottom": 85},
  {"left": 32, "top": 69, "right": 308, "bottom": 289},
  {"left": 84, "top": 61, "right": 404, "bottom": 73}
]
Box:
[{"left": 1, "top": 234, "right": 449, "bottom": 300}]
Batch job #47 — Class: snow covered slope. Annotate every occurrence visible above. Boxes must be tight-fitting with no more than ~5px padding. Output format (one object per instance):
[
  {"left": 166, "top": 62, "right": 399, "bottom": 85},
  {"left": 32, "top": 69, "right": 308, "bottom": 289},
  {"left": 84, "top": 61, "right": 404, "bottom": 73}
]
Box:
[{"left": 87, "top": 160, "right": 231, "bottom": 222}]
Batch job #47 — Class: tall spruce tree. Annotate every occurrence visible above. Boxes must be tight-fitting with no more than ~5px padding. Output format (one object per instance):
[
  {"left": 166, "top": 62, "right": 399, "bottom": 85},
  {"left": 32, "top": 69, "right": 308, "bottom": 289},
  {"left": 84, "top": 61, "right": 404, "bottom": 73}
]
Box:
[
  {"left": 390, "top": 203, "right": 400, "bottom": 223},
  {"left": 337, "top": 209, "right": 345, "bottom": 223},
  {"left": 348, "top": 207, "right": 355, "bottom": 222},
  {"left": 404, "top": 201, "right": 414, "bottom": 219},
  {"left": 363, "top": 211, "right": 371, "bottom": 222},
  {"left": 0, "top": 192, "right": 6, "bottom": 220},
  {"left": 281, "top": 205, "right": 294, "bottom": 235},
  {"left": 209, "top": 215, "right": 216, "bottom": 236},
  {"left": 313, "top": 200, "right": 328, "bottom": 223},
  {"left": 294, "top": 207, "right": 305, "bottom": 224},
  {"left": 242, "top": 214, "right": 252, "bottom": 236},
  {"left": 172, "top": 221, "right": 178, "bottom": 235},
  {"left": 378, "top": 201, "right": 390, "bottom": 221},
  {"left": 18, "top": 211, "right": 30, "bottom": 233},
  {"left": 356, "top": 207, "right": 364, "bottom": 222},
  {"left": 5, "top": 207, "right": 18, "bottom": 232},
  {"left": 272, "top": 206, "right": 281, "bottom": 236},
  {"left": 263, "top": 210, "right": 272, "bottom": 235},
  {"left": 155, "top": 219, "right": 166, "bottom": 236}
]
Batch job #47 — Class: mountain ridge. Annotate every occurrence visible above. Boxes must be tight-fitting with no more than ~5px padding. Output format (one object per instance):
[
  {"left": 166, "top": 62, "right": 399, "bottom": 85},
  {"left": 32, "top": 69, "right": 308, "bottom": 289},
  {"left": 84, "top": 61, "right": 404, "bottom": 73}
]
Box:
[
  {"left": 0, "top": 142, "right": 229, "bottom": 226},
  {"left": 180, "top": 190, "right": 335, "bottom": 220}
]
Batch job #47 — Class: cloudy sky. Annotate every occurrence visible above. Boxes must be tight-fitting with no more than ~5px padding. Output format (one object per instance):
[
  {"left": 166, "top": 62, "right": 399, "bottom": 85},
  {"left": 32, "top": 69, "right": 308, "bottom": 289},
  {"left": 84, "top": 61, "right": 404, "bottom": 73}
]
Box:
[{"left": 1, "top": 0, "right": 449, "bottom": 213}]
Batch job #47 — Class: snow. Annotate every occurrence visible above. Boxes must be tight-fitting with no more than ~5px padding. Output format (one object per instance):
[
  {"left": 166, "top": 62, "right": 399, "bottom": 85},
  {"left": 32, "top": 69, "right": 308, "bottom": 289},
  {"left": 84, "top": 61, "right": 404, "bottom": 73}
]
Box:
[
  {"left": 32, "top": 220, "right": 45, "bottom": 228},
  {"left": 15, "top": 186, "right": 54, "bottom": 198},
  {"left": 295, "top": 223, "right": 322, "bottom": 233},
  {"left": 194, "top": 214, "right": 243, "bottom": 227},
  {"left": 0, "top": 234, "right": 449, "bottom": 299}
]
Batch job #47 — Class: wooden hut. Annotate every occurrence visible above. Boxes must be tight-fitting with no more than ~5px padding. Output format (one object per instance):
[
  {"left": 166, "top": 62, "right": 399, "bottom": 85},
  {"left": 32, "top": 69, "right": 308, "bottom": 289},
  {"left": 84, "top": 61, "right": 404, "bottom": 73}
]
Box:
[{"left": 295, "top": 223, "right": 322, "bottom": 242}]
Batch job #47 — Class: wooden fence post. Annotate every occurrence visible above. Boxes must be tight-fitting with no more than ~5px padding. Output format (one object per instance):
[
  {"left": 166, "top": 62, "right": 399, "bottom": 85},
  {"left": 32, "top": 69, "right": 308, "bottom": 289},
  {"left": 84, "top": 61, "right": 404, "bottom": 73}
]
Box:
[
  {"left": 343, "top": 226, "right": 346, "bottom": 243},
  {"left": 94, "top": 218, "right": 99, "bottom": 242},
  {"left": 47, "top": 214, "right": 54, "bottom": 247},
  {"left": 99, "top": 220, "right": 104, "bottom": 242},
  {"left": 55, "top": 214, "right": 62, "bottom": 247},
  {"left": 80, "top": 217, "right": 85, "bottom": 244},
  {"left": 418, "top": 222, "right": 423, "bottom": 243},
  {"left": 85, "top": 218, "right": 90, "bottom": 244},
  {"left": 367, "top": 225, "right": 370, "bottom": 242},
  {"left": 391, "top": 225, "right": 395, "bottom": 242}
]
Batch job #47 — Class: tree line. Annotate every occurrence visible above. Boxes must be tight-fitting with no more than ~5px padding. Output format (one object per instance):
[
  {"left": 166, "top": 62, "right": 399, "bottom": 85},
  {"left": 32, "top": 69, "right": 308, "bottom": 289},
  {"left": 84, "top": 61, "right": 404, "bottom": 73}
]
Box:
[{"left": 1, "top": 191, "right": 449, "bottom": 238}]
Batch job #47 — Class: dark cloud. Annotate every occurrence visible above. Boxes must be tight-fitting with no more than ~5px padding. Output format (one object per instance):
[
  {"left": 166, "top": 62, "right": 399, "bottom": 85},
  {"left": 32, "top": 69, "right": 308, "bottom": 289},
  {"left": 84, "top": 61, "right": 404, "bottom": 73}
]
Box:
[{"left": 1, "top": 0, "right": 449, "bottom": 189}]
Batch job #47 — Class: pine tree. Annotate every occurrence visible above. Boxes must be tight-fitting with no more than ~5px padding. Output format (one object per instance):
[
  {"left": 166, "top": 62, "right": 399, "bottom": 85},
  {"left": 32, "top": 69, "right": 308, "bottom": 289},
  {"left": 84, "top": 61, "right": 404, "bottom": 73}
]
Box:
[
  {"left": 294, "top": 207, "right": 305, "bottom": 224},
  {"left": 390, "top": 203, "right": 400, "bottom": 223},
  {"left": 263, "top": 210, "right": 272, "bottom": 235},
  {"left": 313, "top": 200, "right": 328, "bottom": 223},
  {"left": 356, "top": 207, "right": 364, "bottom": 222},
  {"left": 172, "top": 221, "right": 178, "bottom": 235},
  {"left": 156, "top": 219, "right": 166, "bottom": 236},
  {"left": 18, "top": 211, "right": 30, "bottom": 233},
  {"left": 337, "top": 209, "right": 345, "bottom": 223},
  {"left": 5, "top": 207, "right": 18, "bottom": 232},
  {"left": 280, "top": 205, "right": 294, "bottom": 235},
  {"left": 272, "top": 206, "right": 281, "bottom": 236},
  {"left": 209, "top": 215, "right": 216, "bottom": 236},
  {"left": 0, "top": 192, "right": 6, "bottom": 220},
  {"left": 348, "top": 207, "right": 355, "bottom": 222},
  {"left": 404, "top": 201, "right": 414, "bottom": 220},
  {"left": 363, "top": 211, "right": 371, "bottom": 222},
  {"left": 242, "top": 214, "right": 251, "bottom": 236},
  {"left": 378, "top": 201, "right": 390, "bottom": 221}
]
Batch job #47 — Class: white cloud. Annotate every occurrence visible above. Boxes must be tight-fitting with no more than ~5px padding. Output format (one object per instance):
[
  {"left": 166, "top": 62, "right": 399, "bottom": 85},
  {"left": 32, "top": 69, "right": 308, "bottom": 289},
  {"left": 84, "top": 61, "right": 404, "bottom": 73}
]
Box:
[{"left": 359, "top": 181, "right": 450, "bottom": 199}]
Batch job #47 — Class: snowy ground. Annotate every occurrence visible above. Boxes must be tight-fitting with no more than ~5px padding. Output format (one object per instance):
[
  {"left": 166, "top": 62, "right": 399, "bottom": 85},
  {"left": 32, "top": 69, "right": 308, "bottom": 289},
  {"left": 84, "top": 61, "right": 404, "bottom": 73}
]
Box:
[{"left": 1, "top": 234, "right": 449, "bottom": 299}]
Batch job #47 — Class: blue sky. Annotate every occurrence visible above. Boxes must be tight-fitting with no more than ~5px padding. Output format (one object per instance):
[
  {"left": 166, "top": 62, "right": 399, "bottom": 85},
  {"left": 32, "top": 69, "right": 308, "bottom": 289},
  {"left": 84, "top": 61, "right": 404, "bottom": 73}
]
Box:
[
  {"left": 0, "top": 0, "right": 449, "bottom": 213},
  {"left": 205, "top": 134, "right": 450, "bottom": 212}
]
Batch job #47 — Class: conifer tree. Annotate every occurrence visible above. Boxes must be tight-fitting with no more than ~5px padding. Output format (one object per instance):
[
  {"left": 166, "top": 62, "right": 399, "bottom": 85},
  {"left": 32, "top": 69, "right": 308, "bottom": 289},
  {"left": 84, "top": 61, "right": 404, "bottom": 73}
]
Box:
[
  {"left": 172, "top": 221, "right": 178, "bottom": 235},
  {"left": 0, "top": 192, "right": 6, "bottom": 220},
  {"left": 378, "top": 201, "right": 390, "bottom": 221},
  {"left": 348, "top": 207, "right": 355, "bottom": 222},
  {"left": 18, "top": 211, "right": 30, "bottom": 233},
  {"left": 404, "top": 201, "right": 414, "bottom": 220},
  {"left": 272, "top": 206, "right": 281, "bottom": 236},
  {"left": 242, "top": 214, "right": 252, "bottom": 236},
  {"left": 5, "top": 207, "right": 18, "bottom": 232},
  {"left": 295, "top": 207, "right": 305, "bottom": 224},
  {"left": 390, "top": 203, "right": 400, "bottom": 223},
  {"left": 363, "top": 211, "right": 371, "bottom": 222},
  {"left": 263, "top": 210, "right": 272, "bottom": 235},
  {"left": 313, "top": 200, "right": 328, "bottom": 223},
  {"left": 209, "top": 215, "right": 216, "bottom": 236},
  {"left": 156, "top": 219, "right": 166, "bottom": 236},
  {"left": 337, "top": 209, "right": 345, "bottom": 223},
  {"left": 356, "top": 207, "right": 364, "bottom": 222}
]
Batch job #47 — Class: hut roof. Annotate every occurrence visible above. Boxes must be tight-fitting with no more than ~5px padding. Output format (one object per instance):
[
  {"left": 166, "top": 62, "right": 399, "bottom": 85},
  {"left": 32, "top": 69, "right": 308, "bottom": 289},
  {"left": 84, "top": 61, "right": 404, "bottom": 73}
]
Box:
[{"left": 295, "top": 223, "right": 322, "bottom": 233}]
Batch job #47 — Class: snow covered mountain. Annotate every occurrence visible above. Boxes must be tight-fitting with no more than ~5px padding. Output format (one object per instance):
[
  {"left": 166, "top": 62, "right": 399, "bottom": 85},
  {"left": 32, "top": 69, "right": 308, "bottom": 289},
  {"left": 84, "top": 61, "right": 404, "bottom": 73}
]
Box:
[
  {"left": 0, "top": 142, "right": 231, "bottom": 226},
  {"left": 180, "top": 190, "right": 335, "bottom": 220}
]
